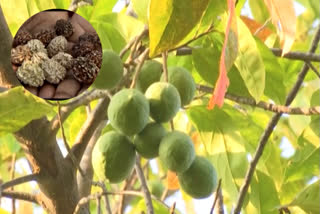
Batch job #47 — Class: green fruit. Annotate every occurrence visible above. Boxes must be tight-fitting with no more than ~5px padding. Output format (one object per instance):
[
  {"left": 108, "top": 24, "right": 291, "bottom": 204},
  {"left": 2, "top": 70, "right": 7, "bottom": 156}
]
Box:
[
  {"left": 148, "top": 180, "right": 165, "bottom": 198},
  {"left": 93, "top": 50, "right": 123, "bottom": 89},
  {"left": 134, "top": 122, "right": 167, "bottom": 159},
  {"left": 108, "top": 89, "right": 149, "bottom": 136},
  {"left": 136, "top": 60, "right": 162, "bottom": 93},
  {"left": 159, "top": 131, "right": 195, "bottom": 173},
  {"left": 92, "top": 131, "right": 136, "bottom": 183},
  {"left": 178, "top": 156, "right": 217, "bottom": 199},
  {"left": 145, "top": 82, "right": 181, "bottom": 123},
  {"left": 161, "top": 67, "right": 196, "bottom": 106}
]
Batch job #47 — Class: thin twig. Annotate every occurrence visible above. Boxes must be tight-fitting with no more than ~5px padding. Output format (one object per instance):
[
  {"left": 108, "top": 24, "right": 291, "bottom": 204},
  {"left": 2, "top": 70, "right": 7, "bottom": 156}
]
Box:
[
  {"left": 210, "top": 179, "right": 222, "bottom": 214},
  {"left": 254, "top": 18, "right": 271, "bottom": 36},
  {"left": 233, "top": 25, "right": 320, "bottom": 214},
  {"left": 74, "top": 190, "right": 169, "bottom": 214},
  {"left": 50, "top": 89, "right": 109, "bottom": 134},
  {"left": 68, "top": 0, "right": 93, "bottom": 12},
  {"left": 10, "top": 154, "right": 16, "bottom": 214},
  {"left": 169, "top": 202, "right": 176, "bottom": 214},
  {"left": 0, "top": 173, "right": 38, "bottom": 190},
  {"left": 1, "top": 191, "right": 39, "bottom": 204},
  {"left": 160, "top": 188, "right": 169, "bottom": 201},
  {"left": 305, "top": 61, "right": 320, "bottom": 78},
  {"left": 197, "top": 85, "right": 320, "bottom": 115},
  {"left": 96, "top": 197, "right": 101, "bottom": 214},
  {"left": 120, "top": 27, "right": 148, "bottom": 59},
  {"left": 162, "top": 51, "right": 169, "bottom": 82},
  {"left": 130, "top": 48, "right": 150, "bottom": 89},
  {"left": 93, "top": 182, "right": 112, "bottom": 214},
  {"left": 57, "top": 102, "right": 85, "bottom": 177},
  {"left": 135, "top": 155, "right": 154, "bottom": 214}
]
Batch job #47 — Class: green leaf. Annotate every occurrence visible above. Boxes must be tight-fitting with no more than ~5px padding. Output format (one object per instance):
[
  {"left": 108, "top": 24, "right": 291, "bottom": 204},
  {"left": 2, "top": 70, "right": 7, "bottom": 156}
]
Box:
[
  {"left": 33, "top": 0, "right": 56, "bottom": 11},
  {"left": 77, "top": 0, "right": 118, "bottom": 21},
  {"left": 91, "top": 13, "right": 145, "bottom": 42},
  {"left": 148, "top": 0, "right": 210, "bottom": 57},
  {"left": 192, "top": 46, "right": 251, "bottom": 98},
  {"left": 234, "top": 18, "right": 265, "bottom": 102},
  {"left": 245, "top": 170, "right": 280, "bottom": 214},
  {"left": 0, "top": 87, "right": 53, "bottom": 135},
  {"left": 289, "top": 181, "right": 320, "bottom": 214},
  {"left": 62, "top": 106, "right": 87, "bottom": 145},
  {"left": 131, "top": 0, "right": 149, "bottom": 23},
  {"left": 0, "top": 134, "right": 21, "bottom": 160},
  {"left": 284, "top": 146, "right": 319, "bottom": 182},
  {"left": 187, "top": 105, "right": 248, "bottom": 204},
  {"left": 53, "top": 0, "right": 71, "bottom": 9},
  {"left": 91, "top": 21, "right": 126, "bottom": 53},
  {"left": 255, "top": 39, "right": 286, "bottom": 104},
  {"left": 248, "top": 0, "right": 270, "bottom": 23},
  {"left": 310, "top": 89, "right": 319, "bottom": 106},
  {"left": 0, "top": 0, "right": 32, "bottom": 35}
]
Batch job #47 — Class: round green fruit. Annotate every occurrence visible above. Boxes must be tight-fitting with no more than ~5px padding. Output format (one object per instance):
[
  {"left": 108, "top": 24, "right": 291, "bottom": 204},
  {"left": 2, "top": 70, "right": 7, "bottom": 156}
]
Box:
[
  {"left": 108, "top": 89, "right": 149, "bottom": 136},
  {"left": 145, "top": 82, "right": 181, "bottom": 123},
  {"left": 136, "top": 60, "right": 162, "bottom": 93},
  {"left": 134, "top": 122, "right": 167, "bottom": 159},
  {"left": 148, "top": 180, "right": 165, "bottom": 198},
  {"left": 93, "top": 50, "right": 123, "bottom": 89},
  {"left": 178, "top": 156, "right": 217, "bottom": 199},
  {"left": 92, "top": 131, "right": 136, "bottom": 183},
  {"left": 159, "top": 131, "right": 195, "bottom": 173},
  {"left": 161, "top": 67, "right": 196, "bottom": 106}
]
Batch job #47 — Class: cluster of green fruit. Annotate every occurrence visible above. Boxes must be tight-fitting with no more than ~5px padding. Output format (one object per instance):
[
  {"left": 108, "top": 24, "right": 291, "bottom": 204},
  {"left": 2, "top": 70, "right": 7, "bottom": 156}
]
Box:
[{"left": 92, "top": 52, "right": 218, "bottom": 199}]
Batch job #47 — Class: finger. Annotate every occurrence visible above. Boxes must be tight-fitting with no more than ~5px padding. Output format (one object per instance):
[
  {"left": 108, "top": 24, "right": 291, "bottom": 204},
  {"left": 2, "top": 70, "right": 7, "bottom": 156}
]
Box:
[
  {"left": 53, "top": 78, "right": 81, "bottom": 99},
  {"left": 38, "top": 83, "right": 56, "bottom": 99}
]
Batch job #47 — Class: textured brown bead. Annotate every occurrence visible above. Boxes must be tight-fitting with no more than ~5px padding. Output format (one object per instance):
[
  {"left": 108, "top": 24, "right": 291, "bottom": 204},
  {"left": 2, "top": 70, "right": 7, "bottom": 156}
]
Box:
[
  {"left": 13, "top": 31, "right": 33, "bottom": 47},
  {"left": 71, "top": 57, "right": 99, "bottom": 84},
  {"left": 71, "top": 41, "right": 95, "bottom": 57},
  {"left": 55, "top": 19, "right": 74, "bottom": 38},
  {"left": 84, "top": 50, "right": 102, "bottom": 68},
  {"left": 35, "top": 29, "right": 56, "bottom": 46},
  {"left": 11, "top": 45, "right": 32, "bottom": 65}
]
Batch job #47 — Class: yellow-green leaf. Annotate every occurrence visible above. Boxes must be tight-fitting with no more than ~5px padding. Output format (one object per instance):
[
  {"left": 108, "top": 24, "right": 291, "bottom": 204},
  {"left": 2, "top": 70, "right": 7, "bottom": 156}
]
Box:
[
  {"left": 0, "top": 86, "right": 53, "bottom": 135},
  {"left": 148, "top": 0, "right": 210, "bottom": 57}
]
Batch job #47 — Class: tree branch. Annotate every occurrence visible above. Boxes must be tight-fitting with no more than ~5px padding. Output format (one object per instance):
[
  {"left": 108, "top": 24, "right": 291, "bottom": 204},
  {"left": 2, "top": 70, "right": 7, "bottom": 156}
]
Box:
[
  {"left": 270, "top": 48, "right": 320, "bottom": 62},
  {"left": 175, "top": 46, "right": 320, "bottom": 63},
  {"left": 0, "top": 5, "right": 20, "bottom": 88},
  {"left": 50, "top": 89, "right": 109, "bottom": 134},
  {"left": 0, "top": 173, "right": 38, "bottom": 190},
  {"left": 69, "top": 97, "right": 110, "bottom": 164},
  {"left": 130, "top": 48, "right": 150, "bottom": 89},
  {"left": 1, "top": 190, "right": 39, "bottom": 204},
  {"left": 197, "top": 85, "right": 320, "bottom": 115},
  {"left": 305, "top": 61, "right": 320, "bottom": 78},
  {"left": 135, "top": 155, "right": 154, "bottom": 214},
  {"left": 210, "top": 179, "right": 222, "bottom": 214},
  {"left": 233, "top": 25, "right": 320, "bottom": 214}
]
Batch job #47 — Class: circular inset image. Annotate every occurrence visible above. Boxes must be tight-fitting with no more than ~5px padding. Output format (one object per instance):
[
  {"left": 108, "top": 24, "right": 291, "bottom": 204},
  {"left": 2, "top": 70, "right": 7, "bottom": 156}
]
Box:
[{"left": 11, "top": 9, "right": 102, "bottom": 100}]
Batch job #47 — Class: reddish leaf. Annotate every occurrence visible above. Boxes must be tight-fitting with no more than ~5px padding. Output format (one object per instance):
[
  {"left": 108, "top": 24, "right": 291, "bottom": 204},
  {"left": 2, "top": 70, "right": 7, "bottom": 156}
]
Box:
[
  {"left": 167, "top": 170, "right": 180, "bottom": 190},
  {"left": 263, "top": 0, "right": 296, "bottom": 55},
  {"left": 208, "top": 0, "right": 237, "bottom": 109},
  {"left": 240, "top": 16, "right": 273, "bottom": 41}
]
